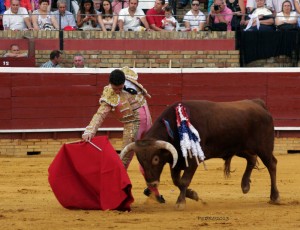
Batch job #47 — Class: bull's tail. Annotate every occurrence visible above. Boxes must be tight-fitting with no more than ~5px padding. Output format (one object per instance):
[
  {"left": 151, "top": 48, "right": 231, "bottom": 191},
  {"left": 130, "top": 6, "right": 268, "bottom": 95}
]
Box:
[
  {"left": 252, "top": 98, "right": 267, "bottom": 110},
  {"left": 223, "top": 156, "right": 234, "bottom": 178}
]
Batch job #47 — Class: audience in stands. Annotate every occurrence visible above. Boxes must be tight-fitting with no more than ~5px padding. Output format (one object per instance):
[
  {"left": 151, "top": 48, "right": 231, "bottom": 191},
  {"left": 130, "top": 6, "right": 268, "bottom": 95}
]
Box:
[
  {"left": 161, "top": 5, "right": 177, "bottom": 31},
  {"left": 275, "top": 0, "right": 298, "bottom": 30},
  {"left": 73, "top": 54, "right": 86, "bottom": 68},
  {"left": 3, "top": 0, "right": 33, "bottom": 30},
  {"left": 93, "top": 0, "right": 101, "bottom": 12},
  {"left": 5, "top": 0, "right": 32, "bottom": 13},
  {"left": 118, "top": 0, "right": 150, "bottom": 31},
  {"left": 209, "top": 0, "right": 233, "bottom": 31},
  {"left": 244, "top": 0, "right": 275, "bottom": 31},
  {"left": 32, "top": 0, "right": 59, "bottom": 30},
  {"left": 183, "top": 0, "right": 206, "bottom": 31},
  {"left": 76, "top": 0, "right": 99, "bottom": 30},
  {"left": 53, "top": 0, "right": 76, "bottom": 30},
  {"left": 0, "top": 0, "right": 5, "bottom": 30},
  {"left": 98, "top": 0, "right": 118, "bottom": 31},
  {"left": 112, "top": 0, "right": 128, "bottom": 15},
  {"left": 40, "top": 50, "right": 62, "bottom": 68},
  {"left": 226, "top": 0, "right": 246, "bottom": 30},
  {"left": 146, "top": 0, "right": 167, "bottom": 31},
  {"left": 3, "top": 44, "right": 27, "bottom": 57}
]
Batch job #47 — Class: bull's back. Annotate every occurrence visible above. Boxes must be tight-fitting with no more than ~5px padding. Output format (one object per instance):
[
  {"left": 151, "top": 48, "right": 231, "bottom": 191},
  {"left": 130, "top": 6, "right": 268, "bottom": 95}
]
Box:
[{"left": 179, "top": 99, "right": 274, "bottom": 156}]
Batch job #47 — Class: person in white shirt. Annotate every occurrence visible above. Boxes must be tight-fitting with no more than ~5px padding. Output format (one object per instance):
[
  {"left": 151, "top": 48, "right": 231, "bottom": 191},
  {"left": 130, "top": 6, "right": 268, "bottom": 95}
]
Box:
[
  {"left": 2, "top": 0, "right": 33, "bottom": 30},
  {"left": 53, "top": 0, "right": 77, "bottom": 30},
  {"left": 161, "top": 5, "right": 177, "bottom": 31},
  {"left": 183, "top": 0, "right": 206, "bottom": 31},
  {"left": 118, "top": 0, "right": 151, "bottom": 31},
  {"left": 275, "top": 0, "right": 297, "bottom": 26}
]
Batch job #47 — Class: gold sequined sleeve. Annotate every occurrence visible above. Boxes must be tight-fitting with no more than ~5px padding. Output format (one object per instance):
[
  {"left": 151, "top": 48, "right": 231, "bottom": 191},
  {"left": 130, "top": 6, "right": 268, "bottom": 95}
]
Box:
[{"left": 83, "top": 102, "right": 112, "bottom": 135}]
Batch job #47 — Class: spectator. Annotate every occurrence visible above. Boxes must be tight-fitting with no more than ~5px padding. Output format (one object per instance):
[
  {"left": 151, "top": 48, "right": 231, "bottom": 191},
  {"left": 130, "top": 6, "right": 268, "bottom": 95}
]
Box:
[
  {"left": 293, "top": 0, "right": 300, "bottom": 26},
  {"left": 1, "top": 0, "right": 5, "bottom": 14},
  {"left": 98, "top": 0, "right": 118, "bottom": 31},
  {"left": 32, "top": 0, "right": 59, "bottom": 30},
  {"left": 40, "top": 50, "right": 62, "bottom": 68},
  {"left": 244, "top": 0, "right": 275, "bottom": 31},
  {"left": 226, "top": 0, "right": 246, "bottom": 30},
  {"left": 112, "top": 0, "right": 128, "bottom": 15},
  {"left": 183, "top": 0, "right": 206, "bottom": 31},
  {"left": 53, "top": 0, "right": 76, "bottom": 30},
  {"left": 275, "top": 0, "right": 297, "bottom": 30},
  {"left": 93, "top": 0, "right": 101, "bottom": 12},
  {"left": 5, "top": 0, "right": 32, "bottom": 13},
  {"left": 3, "top": 0, "right": 33, "bottom": 30},
  {"left": 268, "top": 0, "right": 295, "bottom": 14},
  {"left": 0, "top": 0, "right": 5, "bottom": 30},
  {"left": 32, "top": 0, "right": 51, "bottom": 11},
  {"left": 146, "top": 0, "right": 166, "bottom": 31},
  {"left": 73, "top": 54, "right": 86, "bottom": 68},
  {"left": 161, "top": 5, "right": 177, "bottom": 31},
  {"left": 3, "top": 44, "right": 27, "bottom": 57},
  {"left": 76, "top": 0, "right": 98, "bottom": 30},
  {"left": 118, "top": 0, "right": 150, "bottom": 31},
  {"left": 209, "top": 0, "right": 233, "bottom": 31}
]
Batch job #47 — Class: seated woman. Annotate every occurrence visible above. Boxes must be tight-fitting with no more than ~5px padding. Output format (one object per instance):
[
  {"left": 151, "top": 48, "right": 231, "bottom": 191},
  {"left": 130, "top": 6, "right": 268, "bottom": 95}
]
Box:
[
  {"left": 32, "top": 0, "right": 59, "bottom": 30},
  {"left": 183, "top": 0, "right": 206, "bottom": 31},
  {"left": 244, "top": 0, "right": 275, "bottom": 31},
  {"left": 275, "top": 0, "right": 298, "bottom": 30},
  {"left": 76, "top": 0, "right": 98, "bottom": 30},
  {"left": 98, "top": 0, "right": 118, "bottom": 31}
]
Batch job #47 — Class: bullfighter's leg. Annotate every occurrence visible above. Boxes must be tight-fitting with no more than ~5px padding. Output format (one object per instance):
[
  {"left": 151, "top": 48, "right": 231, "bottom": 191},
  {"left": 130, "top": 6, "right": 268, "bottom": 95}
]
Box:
[
  {"left": 122, "top": 121, "right": 165, "bottom": 203},
  {"left": 258, "top": 154, "right": 280, "bottom": 204},
  {"left": 237, "top": 152, "right": 257, "bottom": 194}
]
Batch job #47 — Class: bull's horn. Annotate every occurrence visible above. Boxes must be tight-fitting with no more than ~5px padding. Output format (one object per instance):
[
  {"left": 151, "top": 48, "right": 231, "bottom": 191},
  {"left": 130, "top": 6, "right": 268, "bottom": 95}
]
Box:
[
  {"left": 156, "top": 141, "right": 178, "bottom": 168},
  {"left": 120, "top": 142, "right": 136, "bottom": 160}
]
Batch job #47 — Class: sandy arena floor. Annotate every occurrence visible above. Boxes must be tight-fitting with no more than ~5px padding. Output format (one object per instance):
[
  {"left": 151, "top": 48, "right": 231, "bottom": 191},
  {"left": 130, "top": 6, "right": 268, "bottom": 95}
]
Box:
[{"left": 0, "top": 153, "right": 299, "bottom": 230}]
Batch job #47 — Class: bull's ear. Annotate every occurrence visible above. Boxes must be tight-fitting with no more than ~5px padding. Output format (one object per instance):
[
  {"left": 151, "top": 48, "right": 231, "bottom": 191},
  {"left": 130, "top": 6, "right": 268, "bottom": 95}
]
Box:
[
  {"left": 120, "top": 142, "right": 136, "bottom": 160},
  {"left": 155, "top": 141, "right": 178, "bottom": 168}
]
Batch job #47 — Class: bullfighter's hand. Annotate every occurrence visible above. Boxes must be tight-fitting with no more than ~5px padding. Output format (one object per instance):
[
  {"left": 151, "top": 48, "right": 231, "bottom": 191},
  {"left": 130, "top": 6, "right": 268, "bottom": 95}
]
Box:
[{"left": 82, "top": 133, "right": 94, "bottom": 142}]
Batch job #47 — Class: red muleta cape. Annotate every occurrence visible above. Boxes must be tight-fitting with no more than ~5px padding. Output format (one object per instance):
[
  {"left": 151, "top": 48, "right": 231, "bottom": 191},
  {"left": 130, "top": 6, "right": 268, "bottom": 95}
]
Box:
[{"left": 48, "top": 136, "right": 134, "bottom": 211}]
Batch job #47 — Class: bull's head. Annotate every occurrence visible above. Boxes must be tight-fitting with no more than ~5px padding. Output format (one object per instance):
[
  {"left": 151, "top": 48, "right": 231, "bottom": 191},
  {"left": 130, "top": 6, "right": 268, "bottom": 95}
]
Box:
[{"left": 120, "top": 140, "right": 178, "bottom": 188}]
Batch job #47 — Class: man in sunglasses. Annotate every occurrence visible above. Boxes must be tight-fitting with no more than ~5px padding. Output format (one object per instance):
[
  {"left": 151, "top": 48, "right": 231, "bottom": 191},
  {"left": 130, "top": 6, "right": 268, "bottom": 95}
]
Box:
[{"left": 183, "top": 0, "right": 206, "bottom": 31}]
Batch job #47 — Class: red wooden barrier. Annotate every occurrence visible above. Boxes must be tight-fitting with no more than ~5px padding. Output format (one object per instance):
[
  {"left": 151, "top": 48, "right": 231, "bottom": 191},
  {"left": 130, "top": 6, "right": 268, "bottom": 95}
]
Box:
[{"left": 0, "top": 68, "right": 300, "bottom": 137}]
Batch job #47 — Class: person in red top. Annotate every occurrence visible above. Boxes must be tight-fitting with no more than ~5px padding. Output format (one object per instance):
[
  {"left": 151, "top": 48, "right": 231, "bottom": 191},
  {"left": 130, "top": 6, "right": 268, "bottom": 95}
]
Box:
[
  {"left": 146, "top": 0, "right": 166, "bottom": 31},
  {"left": 5, "top": 0, "right": 32, "bottom": 13}
]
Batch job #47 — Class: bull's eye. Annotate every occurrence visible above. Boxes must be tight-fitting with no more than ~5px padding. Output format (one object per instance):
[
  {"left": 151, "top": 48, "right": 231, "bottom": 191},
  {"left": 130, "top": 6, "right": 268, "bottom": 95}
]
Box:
[{"left": 152, "top": 155, "right": 159, "bottom": 165}]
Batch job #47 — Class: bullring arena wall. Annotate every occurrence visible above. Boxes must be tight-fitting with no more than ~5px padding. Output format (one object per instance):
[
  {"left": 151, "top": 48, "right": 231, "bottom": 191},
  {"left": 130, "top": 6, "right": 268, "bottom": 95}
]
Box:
[
  {"left": 0, "top": 31, "right": 298, "bottom": 68},
  {"left": 0, "top": 68, "right": 300, "bottom": 156}
]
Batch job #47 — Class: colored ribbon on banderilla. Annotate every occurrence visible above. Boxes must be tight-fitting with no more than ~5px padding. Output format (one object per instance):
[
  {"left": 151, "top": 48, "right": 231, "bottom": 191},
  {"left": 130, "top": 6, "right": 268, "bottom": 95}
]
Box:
[{"left": 175, "top": 103, "right": 207, "bottom": 169}]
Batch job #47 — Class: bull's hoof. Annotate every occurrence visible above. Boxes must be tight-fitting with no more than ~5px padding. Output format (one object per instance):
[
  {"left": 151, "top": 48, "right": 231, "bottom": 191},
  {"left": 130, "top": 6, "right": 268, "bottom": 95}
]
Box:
[
  {"left": 241, "top": 179, "right": 251, "bottom": 194},
  {"left": 269, "top": 199, "right": 281, "bottom": 205},
  {"left": 241, "top": 184, "right": 250, "bottom": 194},
  {"left": 269, "top": 194, "right": 280, "bottom": 205},
  {"left": 186, "top": 189, "right": 199, "bottom": 201},
  {"left": 175, "top": 202, "right": 186, "bottom": 210}
]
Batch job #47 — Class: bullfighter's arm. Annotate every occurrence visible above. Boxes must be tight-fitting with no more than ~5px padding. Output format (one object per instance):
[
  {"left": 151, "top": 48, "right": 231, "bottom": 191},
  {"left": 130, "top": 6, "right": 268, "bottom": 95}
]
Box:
[{"left": 82, "top": 102, "right": 112, "bottom": 141}]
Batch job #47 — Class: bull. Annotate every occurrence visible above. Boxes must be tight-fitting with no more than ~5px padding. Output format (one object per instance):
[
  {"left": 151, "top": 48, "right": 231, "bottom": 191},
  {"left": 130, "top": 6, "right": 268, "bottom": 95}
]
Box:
[{"left": 120, "top": 99, "right": 280, "bottom": 209}]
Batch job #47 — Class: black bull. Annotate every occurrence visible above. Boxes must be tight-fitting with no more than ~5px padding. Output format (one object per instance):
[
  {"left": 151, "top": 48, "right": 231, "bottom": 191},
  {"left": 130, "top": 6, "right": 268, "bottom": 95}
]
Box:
[{"left": 120, "top": 99, "right": 280, "bottom": 208}]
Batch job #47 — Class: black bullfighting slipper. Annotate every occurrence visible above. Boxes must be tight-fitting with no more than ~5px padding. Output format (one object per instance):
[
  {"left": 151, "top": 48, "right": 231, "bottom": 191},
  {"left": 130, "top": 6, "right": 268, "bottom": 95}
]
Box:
[{"left": 156, "top": 195, "right": 166, "bottom": 203}]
